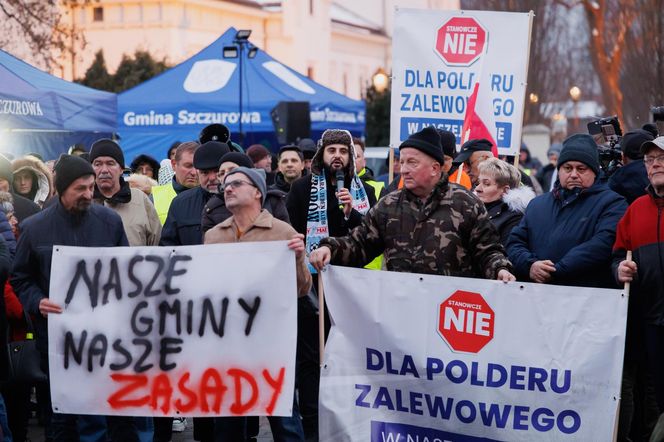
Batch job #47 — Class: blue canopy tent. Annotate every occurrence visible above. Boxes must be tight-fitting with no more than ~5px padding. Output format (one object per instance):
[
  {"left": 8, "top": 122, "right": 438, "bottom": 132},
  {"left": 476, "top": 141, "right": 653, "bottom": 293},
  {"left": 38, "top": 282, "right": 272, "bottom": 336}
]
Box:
[
  {"left": 0, "top": 49, "right": 117, "bottom": 160},
  {"left": 118, "top": 28, "right": 365, "bottom": 161}
]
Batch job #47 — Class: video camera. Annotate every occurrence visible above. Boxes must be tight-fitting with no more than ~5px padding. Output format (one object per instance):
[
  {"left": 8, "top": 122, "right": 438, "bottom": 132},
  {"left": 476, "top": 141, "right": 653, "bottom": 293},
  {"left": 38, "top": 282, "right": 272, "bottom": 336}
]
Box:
[
  {"left": 652, "top": 106, "right": 664, "bottom": 135},
  {"left": 586, "top": 116, "right": 623, "bottom": 176}
]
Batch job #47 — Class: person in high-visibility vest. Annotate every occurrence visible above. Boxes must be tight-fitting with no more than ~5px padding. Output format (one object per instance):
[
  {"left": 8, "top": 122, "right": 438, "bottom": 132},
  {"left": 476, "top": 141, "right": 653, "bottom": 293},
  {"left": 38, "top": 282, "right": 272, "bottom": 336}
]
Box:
[
  {"left": 438, "top": 129, "right": 473, "bottom": 190},
  {"left": 152, "top": 141, "right": 200, "bottom": 224},
  {"left": 453, "top": 138, "right": 494, "bottom": 188},
  {"left": 353, "top": 138, "right": 386, "bottom": 270}
]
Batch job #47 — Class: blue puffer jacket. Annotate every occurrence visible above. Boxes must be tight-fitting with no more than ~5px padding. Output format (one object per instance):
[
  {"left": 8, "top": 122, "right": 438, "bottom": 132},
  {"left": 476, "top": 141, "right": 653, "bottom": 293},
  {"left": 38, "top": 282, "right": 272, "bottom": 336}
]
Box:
[
  {"left": 507, "top": 181, "right": 627, "bottom": 288},
  {"left": 0, "top": 210, "right": 16, "bottom": 259}
]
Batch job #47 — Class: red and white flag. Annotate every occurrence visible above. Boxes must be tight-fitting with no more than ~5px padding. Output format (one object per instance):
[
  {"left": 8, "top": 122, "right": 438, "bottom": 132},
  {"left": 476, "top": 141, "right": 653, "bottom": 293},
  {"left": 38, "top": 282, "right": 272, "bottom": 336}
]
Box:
[{"left": 461, "top": 62, "right": 499, "bottom": 156}]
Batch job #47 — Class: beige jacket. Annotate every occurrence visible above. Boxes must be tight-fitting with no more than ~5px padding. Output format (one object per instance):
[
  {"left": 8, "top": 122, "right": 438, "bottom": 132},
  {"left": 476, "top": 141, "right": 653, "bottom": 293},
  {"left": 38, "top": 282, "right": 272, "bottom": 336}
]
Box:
[
  {"left": 103, "top": 187, "right": 162, "bottom": 246},
  {"left": 204, "top": 209, "right": 312, "bottom": 297}
]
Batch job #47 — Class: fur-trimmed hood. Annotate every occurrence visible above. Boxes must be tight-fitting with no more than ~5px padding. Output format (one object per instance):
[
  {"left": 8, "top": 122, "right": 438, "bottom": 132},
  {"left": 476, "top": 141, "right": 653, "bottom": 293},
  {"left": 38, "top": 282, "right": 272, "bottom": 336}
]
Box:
[
  {"left": 12, "top": 155, "right": 54, "bottom": 206},
  {"left": 503, "top": 185, "right": 536, "bottom": 214}
]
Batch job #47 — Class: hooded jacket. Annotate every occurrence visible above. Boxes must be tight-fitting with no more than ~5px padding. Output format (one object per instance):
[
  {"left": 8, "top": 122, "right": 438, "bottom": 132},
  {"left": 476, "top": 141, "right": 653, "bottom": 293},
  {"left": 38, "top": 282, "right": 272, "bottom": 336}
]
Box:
[
  {"left": 12, "top": 155, "right": 54, "bottom": 206},
  {"left": 485, "top": 186, "right": 536, "bottom": 247},
  {"left": 286, "top": 138, "right": 377, "bottom": 238},
  {"left": 507, "top": 180, "right": 627, "bottom": 287}
]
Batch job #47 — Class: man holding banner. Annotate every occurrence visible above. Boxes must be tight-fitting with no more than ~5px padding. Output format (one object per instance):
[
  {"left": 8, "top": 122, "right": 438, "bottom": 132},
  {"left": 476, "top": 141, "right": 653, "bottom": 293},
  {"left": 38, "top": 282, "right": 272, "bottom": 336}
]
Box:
[
  {"left": 11, "top": 155, "right": 138, "bottom": 441},
  {"left": 310, "top": 126, "right": 514, "bottom": 282},
  {"left": 615, "top": 136, "right": 664, "bottom": 437},
  {"left": 205, "top": 166, "right": 308, "bottom": 441}
]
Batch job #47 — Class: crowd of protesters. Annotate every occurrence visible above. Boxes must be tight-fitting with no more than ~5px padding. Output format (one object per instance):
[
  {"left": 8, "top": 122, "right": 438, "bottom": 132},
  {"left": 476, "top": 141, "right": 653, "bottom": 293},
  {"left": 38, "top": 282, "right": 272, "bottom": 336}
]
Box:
[{"left": 0, "top": 119, "right": 663, "bottom": 442}]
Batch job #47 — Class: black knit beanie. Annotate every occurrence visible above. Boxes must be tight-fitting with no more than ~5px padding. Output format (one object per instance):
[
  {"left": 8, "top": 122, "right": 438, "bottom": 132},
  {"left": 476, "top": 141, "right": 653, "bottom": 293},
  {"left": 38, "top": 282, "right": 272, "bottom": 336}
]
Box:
[
  {"left": 89, "top": 139, "right": 125, "bottom": 168},
  {"left": 55, "top": 154, "right": 95, "bottom": 195},
  {"left": 558, "top": 134, "right": 600, "bottom": 176},
  {"left": 219, "top": 152, "right": 254, "bottom": 169},
  {"left": 437, "top": 129, "right": 457, "bottom": 158},
  {"left": 399, "top": 127, "right": 444, "bottom": 163}
]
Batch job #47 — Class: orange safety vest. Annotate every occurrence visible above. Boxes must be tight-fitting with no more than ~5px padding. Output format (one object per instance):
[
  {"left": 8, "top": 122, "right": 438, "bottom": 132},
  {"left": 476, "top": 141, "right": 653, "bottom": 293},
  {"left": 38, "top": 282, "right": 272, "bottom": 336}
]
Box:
[{"left": 398, "top": 169, "right": 472, "bottom": 191}]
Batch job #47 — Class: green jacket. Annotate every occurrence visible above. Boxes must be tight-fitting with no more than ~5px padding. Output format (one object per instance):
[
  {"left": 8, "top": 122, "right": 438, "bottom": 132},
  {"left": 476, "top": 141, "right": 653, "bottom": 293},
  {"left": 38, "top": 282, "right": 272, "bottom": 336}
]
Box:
[{"left": 321, "top": 174, "right": 511, "bottom": 278}]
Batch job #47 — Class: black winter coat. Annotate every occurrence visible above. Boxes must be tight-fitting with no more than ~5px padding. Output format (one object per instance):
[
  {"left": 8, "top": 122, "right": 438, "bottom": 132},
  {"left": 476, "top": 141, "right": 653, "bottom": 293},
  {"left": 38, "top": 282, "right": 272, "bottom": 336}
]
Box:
[
  {"left": 485, "top": 200, "right": 523, "bottom": 247},
  {"left": 13, "top": 192, "right": 40, "bottom": 223},
  {"left": 11, "top": 200, "right": 128, "bottom": 354},
  {"left": 608, "top": 160, "right": 649, "bottom": 204},
  {"left": 287, "top": 174, "right": 377, "bottom": 238}
]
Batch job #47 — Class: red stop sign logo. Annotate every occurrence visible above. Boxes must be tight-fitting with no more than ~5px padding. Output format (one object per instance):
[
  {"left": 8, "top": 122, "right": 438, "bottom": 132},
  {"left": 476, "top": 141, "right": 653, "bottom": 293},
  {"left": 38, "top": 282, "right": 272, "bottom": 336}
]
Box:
[
  {"left": 438, "top": 290, "right": 494, "bottom": 353},
  {"left": 435, "top": 16, "right": 487, "bottom": 66}
]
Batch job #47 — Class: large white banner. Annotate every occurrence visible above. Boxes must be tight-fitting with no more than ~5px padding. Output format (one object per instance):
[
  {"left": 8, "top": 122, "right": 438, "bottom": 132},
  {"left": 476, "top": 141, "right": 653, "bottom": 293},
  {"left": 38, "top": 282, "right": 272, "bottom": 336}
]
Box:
[
  {"left": 390, "top": 9, "right": 531, "bottom": 155},
  {"left": 48, "top": 242, "right": 297, "bottom": 417},
  {"left": 319, "top": 266, "right": 626, "bottom": 441}
]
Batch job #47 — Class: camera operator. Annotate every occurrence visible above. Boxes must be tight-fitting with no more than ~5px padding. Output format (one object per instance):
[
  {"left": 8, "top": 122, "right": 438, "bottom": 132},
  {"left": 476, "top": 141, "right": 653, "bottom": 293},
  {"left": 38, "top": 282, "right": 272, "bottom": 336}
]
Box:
[{"left": 608, "top": 129, "right": 654, "bottom": 204}]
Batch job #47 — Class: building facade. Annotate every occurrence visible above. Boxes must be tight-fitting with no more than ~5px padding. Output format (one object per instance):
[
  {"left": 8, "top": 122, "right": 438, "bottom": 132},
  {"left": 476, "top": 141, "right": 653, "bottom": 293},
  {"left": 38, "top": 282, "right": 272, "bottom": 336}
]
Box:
[{"left": 54, "top": 0, "right": 457, "bottom": 99}]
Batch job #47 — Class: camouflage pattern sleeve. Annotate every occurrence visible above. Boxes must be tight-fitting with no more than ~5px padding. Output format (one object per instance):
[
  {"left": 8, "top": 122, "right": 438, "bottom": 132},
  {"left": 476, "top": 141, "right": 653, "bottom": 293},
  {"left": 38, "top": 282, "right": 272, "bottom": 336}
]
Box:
[
  {"left": 466, "top": 195, "right": 513, "bottom": 278},
  {"left": 320, "top": 202, "right": 386, "bottom": 268}
]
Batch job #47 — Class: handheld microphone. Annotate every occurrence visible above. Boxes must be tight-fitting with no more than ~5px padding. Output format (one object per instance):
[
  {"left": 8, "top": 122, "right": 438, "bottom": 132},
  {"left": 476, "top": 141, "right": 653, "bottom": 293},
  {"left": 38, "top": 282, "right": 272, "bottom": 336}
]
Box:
[{"left": 335, "top": 170, "right": 345, "bottom": 205}]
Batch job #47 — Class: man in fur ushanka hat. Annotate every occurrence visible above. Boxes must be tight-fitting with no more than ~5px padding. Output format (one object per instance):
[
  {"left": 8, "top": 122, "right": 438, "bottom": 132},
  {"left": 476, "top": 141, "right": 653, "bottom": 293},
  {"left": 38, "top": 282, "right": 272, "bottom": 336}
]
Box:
[{"left": 284, "top": 128, "right": 377, "bottom": 438}]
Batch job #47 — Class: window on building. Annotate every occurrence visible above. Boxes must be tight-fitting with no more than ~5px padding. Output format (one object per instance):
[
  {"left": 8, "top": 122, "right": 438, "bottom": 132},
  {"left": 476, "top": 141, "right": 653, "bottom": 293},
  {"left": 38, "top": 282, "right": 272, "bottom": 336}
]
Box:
[
  {"left": 343, "top": 72, "right": 348, "bottom": 95},
  {"left": 93, "top": 6, "right": 104, "bottom": 22},
  {"left": 309, "top": 0, "right": 314, "bottom": 15},
  {"left": 307, "top": 66, "right": 314, "bottom": 80}
]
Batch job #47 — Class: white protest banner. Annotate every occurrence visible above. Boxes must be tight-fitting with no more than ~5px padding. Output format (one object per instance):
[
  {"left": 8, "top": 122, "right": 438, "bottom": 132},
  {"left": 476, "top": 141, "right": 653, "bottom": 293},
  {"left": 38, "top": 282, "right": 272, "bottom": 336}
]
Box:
[
  {"left": 390, "top": 9, "right": 532, "bottom": 155},
  {"left": 47, "top": 242, "right": 297, "bottom": 417},
  {"left": 319, "top": 266, "right": 626, "bottom": 441}
]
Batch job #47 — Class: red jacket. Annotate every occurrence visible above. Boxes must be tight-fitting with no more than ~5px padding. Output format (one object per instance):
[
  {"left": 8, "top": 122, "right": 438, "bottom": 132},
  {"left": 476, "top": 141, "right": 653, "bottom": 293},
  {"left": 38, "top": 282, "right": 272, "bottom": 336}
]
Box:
[
  {"left": 4, "top": 281, "right": 27, "bottom": 342},
  {"left": 613, "top": 186, "right": 664, "bottom": 325}
]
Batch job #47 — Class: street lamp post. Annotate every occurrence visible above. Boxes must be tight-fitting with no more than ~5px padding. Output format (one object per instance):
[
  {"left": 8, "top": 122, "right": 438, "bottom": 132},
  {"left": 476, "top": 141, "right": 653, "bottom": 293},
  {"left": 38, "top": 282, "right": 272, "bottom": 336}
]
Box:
[
  {"left": 372, "top": 68, "right": 389, "bottom": 93},
  {"left": 569, "top": 86, "right": 581, "bottom": 132},
  {"left": 223, "top": 30, "right": 258, "bottom": 145}
]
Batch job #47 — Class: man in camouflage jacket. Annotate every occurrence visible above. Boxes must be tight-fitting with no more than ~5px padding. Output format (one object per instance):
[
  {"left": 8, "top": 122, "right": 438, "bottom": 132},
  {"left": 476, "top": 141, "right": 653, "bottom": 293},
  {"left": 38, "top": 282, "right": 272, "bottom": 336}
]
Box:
[{"left": 310, "top": 127, "right": 515, "bottom": 281}]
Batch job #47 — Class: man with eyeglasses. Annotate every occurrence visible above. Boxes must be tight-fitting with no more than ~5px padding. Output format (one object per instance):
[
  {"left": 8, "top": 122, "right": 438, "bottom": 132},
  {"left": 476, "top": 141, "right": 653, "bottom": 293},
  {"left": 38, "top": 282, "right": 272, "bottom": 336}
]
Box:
[
  {"left": 156, "top": 140, "right": 229, "bottom": 442},
  {"left": 507, "top": 133, "right": 627, "bottom": 287},
  {"left": 201, "top": 152, "right": 290, "bottom": 233},
  {"left": 204, "top": 166, "right": 309, "bottom": 442},
  {"left": 615, "top": 136, "right": 664, "bottom": 437}
]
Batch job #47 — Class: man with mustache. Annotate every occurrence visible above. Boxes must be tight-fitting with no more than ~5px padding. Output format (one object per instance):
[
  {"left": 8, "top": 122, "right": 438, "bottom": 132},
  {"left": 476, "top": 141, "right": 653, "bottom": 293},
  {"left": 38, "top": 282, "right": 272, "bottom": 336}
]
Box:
[
  {"left": 89, "top": 139, "right": 161, "bottom": 246},
  {"left": 285, "top": 129, "right": 376, "bottom": 440},
  {"left": 507, "top": 133, "right": 627, "bottom": 287},
  {"left": 11, "top": 155, "right": 133, "bottom": 441}
]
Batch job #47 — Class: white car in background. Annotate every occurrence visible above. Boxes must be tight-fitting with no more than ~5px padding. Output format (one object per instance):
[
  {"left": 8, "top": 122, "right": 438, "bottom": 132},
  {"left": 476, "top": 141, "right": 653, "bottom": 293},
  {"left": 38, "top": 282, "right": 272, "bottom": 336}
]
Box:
[{"left": 363, "top": 147, "right": 393, "bottom": 178}]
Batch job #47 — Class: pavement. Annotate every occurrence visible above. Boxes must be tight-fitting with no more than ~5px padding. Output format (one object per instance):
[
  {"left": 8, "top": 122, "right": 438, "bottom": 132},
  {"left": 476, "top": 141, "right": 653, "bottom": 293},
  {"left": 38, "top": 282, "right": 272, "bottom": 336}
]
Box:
[{"left": 27, "top": 415, "right": 275, "bottom": 441}]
